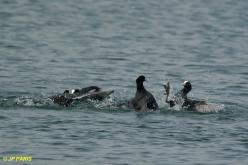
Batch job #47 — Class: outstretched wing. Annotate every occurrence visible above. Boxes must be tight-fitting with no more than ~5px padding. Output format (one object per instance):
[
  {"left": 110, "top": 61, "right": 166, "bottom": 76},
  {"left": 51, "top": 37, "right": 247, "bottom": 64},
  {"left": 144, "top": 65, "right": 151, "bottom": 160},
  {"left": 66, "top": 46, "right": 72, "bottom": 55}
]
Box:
[
  {"left": 80, "top": 86, "right": 101, "bottom": 94},
  {"left": 146, "top": 92, "right": 159, "bottom": 110}
]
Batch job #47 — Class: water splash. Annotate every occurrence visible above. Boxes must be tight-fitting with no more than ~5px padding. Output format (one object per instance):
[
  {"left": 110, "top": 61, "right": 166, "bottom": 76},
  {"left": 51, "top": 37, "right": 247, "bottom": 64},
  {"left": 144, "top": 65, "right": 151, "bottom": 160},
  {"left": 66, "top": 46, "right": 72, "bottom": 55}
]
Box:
[
  {"left": 191, "top": 103, "right": 225, "bottom": 113},
  {"left": 0, "top": 96, "right": 56, "bottom": 109},
  {"left": 0, "top": 92, "right": 225, "bottom": 113}
]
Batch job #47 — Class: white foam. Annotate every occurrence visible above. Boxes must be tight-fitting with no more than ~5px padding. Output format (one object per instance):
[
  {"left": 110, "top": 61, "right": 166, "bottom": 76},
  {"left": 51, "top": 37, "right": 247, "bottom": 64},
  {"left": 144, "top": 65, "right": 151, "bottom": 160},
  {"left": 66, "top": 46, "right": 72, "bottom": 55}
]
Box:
[{"left": 194, "top": 103, "right": 225, "bottom": 113}]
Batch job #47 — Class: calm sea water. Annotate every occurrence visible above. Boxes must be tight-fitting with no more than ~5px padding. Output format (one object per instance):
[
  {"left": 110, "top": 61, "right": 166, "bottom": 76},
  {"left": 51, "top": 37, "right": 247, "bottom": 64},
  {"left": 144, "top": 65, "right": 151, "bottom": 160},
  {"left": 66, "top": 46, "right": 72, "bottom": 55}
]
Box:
[{"left": 0, "top": 0, "right": 248, "bottom": 164}]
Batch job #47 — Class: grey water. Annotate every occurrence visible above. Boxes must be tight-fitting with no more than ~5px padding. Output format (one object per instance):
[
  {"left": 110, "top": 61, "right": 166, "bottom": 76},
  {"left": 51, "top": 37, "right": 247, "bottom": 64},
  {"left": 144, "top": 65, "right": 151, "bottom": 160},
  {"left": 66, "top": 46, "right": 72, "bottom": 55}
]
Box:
[{"left": 0, "top": 0, "right": 248, "bottom": 164}]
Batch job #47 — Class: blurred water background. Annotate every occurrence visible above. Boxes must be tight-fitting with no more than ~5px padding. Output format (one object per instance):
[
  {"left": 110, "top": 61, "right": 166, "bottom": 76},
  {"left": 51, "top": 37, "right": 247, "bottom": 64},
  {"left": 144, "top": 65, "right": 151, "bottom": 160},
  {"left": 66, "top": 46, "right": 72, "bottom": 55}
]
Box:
[{"left": 0, "top": 0, "right": 248, "bottom": 164}]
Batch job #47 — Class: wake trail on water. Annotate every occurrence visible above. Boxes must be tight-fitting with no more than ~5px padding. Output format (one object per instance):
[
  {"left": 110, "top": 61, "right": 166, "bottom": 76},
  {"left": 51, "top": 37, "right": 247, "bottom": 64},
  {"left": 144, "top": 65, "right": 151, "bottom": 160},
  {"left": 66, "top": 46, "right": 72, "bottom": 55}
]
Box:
[{"left": 0, "top": 92, "right": 224, "bottom": 113}]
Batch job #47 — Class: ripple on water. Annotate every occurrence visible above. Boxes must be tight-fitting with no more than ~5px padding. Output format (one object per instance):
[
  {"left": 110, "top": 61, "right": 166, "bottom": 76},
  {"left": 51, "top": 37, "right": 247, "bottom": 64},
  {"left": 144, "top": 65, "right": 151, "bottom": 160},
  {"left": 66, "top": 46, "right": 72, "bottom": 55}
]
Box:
[{"left": 1, "top": 0, "right": 248, "bottom": 164}]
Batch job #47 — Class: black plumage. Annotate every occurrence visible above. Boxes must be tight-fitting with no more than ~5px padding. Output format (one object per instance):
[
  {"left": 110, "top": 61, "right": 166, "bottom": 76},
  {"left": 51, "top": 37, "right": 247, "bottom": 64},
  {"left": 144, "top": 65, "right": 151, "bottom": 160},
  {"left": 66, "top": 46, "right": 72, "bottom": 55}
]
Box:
[{"left": 129, "top": 75, "right": 159, "bottom": 111}]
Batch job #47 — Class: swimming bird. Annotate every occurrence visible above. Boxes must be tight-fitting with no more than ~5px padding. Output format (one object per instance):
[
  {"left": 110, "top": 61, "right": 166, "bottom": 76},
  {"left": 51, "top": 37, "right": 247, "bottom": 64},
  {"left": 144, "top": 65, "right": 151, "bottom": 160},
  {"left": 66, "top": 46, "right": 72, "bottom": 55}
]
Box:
[
  {"left": 128, "top": 75, "right": 159, "bottom": 111},
  {"left": 164, "top": 81, "right": 207, "bottom": 111},
  {"left": 49, "top": 86, "right": 114, "bottom": 107}
]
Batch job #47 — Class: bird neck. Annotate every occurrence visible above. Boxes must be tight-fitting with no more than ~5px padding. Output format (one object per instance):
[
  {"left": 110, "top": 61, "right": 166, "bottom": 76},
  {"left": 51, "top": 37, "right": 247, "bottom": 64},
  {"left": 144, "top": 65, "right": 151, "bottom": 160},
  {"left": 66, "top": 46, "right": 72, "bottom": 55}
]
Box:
[
  {"left": 181, "top": 88, "right": 190, "bottom": 100},
  {"left": 137, "top": 82, "right": 145, "bottom": 92},
  {"left": 182, "top": 88, "right": 190, "bottom": 94}
]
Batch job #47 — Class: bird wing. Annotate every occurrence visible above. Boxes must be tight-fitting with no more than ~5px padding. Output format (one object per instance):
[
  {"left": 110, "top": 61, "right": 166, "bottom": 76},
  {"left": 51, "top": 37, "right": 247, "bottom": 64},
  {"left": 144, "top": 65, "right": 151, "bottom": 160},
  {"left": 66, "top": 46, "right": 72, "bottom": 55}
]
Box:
[{"left": 145, "top": 92, "right": 159, "bottom": 110}]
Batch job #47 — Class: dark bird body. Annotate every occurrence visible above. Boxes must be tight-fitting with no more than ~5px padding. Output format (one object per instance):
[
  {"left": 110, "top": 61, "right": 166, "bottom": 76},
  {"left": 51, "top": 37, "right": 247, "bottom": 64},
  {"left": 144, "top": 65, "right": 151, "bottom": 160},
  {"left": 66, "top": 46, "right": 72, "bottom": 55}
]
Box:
[
  {"left": 49, "top": 86, "right": 113, "bottom": 107},
  {"left": 164, "top": 81, "right": 207, "bottom": 111},
  {"left": 129, "top": 75, "right": 159, "bottom": 111}
]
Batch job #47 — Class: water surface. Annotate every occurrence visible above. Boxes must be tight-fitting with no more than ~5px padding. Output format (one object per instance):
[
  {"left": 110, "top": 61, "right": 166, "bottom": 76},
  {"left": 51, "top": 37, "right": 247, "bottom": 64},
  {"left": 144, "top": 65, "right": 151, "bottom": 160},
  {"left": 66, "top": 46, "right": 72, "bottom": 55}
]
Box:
[{"left": 0, "top": 0, "right": 248, "bottom": 164}]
